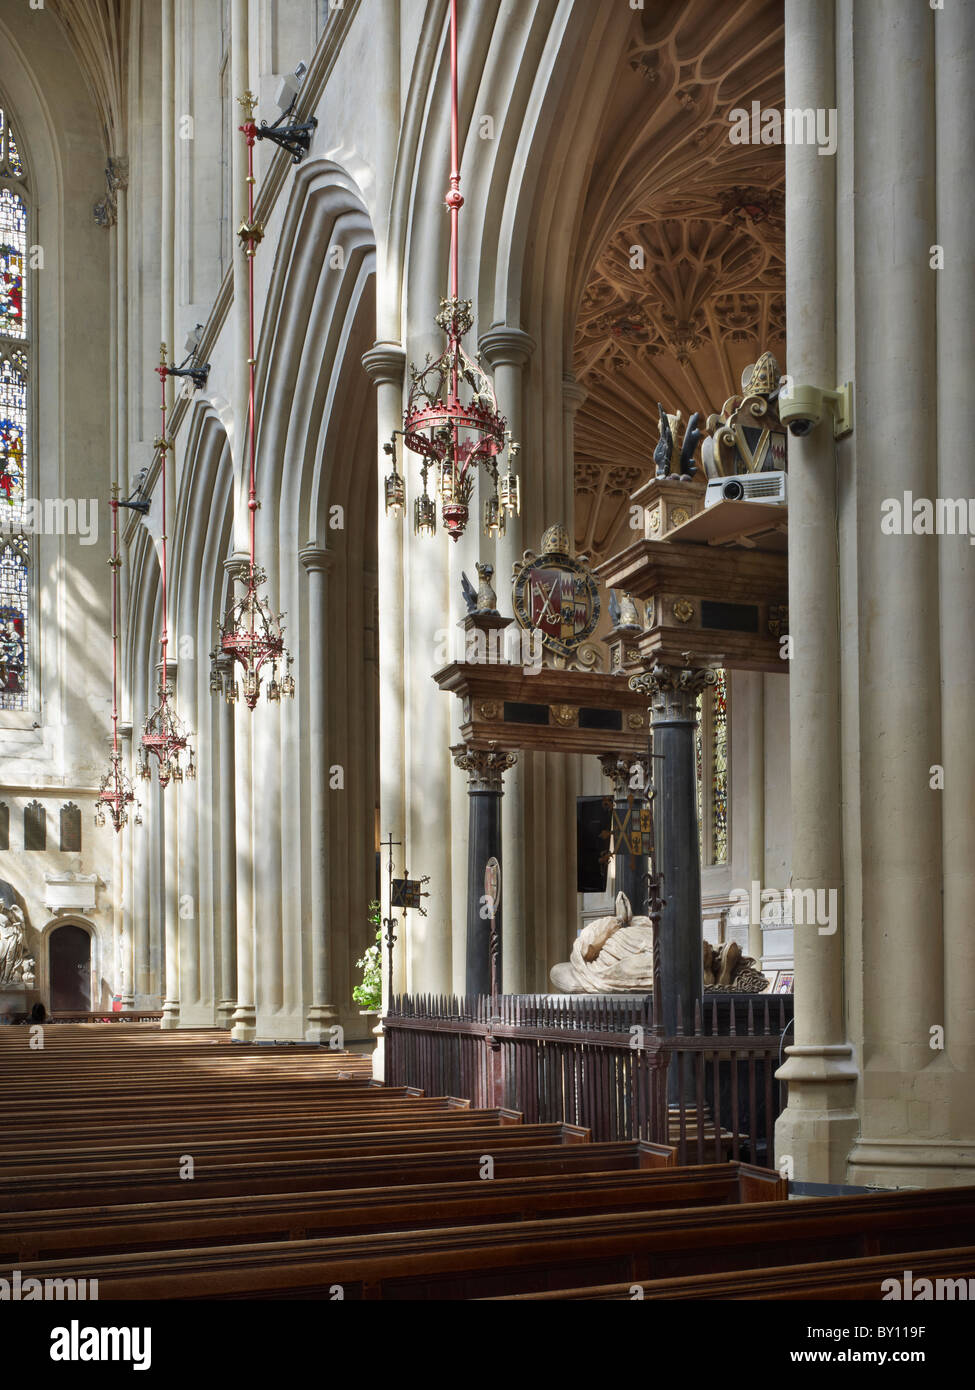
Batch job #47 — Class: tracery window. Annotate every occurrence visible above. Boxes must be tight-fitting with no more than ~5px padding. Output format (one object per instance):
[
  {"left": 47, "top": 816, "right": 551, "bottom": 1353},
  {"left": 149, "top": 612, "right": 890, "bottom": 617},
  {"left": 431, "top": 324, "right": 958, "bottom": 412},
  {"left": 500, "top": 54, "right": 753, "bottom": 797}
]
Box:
[
  {"left": 696, "top": 668, "right": 729, "bottom": 865},
  {"left": 0, "top": 102, "right": 30, "bottom": 710}
]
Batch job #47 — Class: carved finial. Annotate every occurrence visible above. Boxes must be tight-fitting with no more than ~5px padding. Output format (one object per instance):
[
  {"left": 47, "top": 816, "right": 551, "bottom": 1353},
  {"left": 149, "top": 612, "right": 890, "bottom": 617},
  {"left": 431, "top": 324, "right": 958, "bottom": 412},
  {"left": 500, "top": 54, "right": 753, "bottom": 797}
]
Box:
[{"left": 237, "top": 91, "right": 258, "bottom": 121}]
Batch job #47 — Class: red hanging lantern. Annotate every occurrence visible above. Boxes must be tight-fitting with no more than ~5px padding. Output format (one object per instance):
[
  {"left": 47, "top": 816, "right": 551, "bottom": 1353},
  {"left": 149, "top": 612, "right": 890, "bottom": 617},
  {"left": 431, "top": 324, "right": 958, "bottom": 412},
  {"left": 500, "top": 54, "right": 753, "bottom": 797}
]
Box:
[{"left": 399, "top": 0, "right": 521, "bottom": 543}]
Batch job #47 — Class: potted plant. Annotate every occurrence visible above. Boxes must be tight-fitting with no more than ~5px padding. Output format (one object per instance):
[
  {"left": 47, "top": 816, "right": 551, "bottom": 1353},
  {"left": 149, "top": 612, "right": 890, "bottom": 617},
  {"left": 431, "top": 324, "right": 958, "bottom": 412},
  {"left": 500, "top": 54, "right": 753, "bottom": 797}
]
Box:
[{"left": 352, "top": 901, "right": 382, "bottom": 1016}]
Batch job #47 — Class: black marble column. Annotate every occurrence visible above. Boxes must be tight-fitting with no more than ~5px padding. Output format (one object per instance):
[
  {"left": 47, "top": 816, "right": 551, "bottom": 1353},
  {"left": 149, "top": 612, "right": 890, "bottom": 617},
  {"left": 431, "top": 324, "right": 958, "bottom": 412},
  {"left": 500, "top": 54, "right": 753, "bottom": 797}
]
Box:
[
  {"left": 452, "top": 745, "right": 517, "bottom": 997},
  {"left": 630, "top": 660, "right": 716, "bottom": 1047},
  {"left": 598, "top": 753, "right": 651, "bottom": 917}
]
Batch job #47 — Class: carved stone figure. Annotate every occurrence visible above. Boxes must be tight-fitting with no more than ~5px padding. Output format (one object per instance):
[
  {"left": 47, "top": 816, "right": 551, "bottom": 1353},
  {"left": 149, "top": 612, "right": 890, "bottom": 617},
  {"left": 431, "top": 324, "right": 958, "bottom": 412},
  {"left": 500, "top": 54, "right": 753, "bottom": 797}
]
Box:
[
  {"left": 653, "top": 403, "right": 701, "bottom": 480},
  {"left": 703, "top": 939, "right": 769, "bottom": 993},
  {"left": 549, "top": 898, "right": 770, "bottom": 996},
  {"left": 460, "top": 563, "right": 498, "bottom": 615},
  {"left": 550, "top": 892, "right": 656, "bottom": 993},
  {"left": 0, "top": 903, "right": 33, "bottom": 987}
]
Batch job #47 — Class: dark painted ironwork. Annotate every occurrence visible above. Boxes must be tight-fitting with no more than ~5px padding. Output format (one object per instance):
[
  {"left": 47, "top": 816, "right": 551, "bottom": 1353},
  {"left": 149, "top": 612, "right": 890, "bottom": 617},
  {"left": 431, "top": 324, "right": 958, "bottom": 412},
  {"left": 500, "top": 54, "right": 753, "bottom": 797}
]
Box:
[{"left": 384, "top": 990, "right": 790, "bottom": 1166}]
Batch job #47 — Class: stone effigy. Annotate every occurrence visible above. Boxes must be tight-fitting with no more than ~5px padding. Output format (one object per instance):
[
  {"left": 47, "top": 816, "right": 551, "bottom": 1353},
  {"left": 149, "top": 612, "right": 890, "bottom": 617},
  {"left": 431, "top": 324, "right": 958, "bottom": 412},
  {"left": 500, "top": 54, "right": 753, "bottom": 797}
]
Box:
[
  {"left": 550, "top": 893, "right": 656, "bottom": 993},
  {"left": 550, "top": 894, "right": 770, "bottom": 995},
  {"left": 703, "top": 938, "right": 769, "bottom": 994}
]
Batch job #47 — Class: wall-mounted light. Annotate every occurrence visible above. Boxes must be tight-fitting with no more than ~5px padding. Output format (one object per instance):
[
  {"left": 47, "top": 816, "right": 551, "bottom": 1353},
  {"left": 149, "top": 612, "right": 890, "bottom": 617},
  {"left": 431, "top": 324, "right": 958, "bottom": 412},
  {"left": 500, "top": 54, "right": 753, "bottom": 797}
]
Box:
[
  {"left": 165, "top": 324, "right": 211, "bottom": 392},
  {"left": 255, "top": 62, "right": 318, "bottom": 164}
]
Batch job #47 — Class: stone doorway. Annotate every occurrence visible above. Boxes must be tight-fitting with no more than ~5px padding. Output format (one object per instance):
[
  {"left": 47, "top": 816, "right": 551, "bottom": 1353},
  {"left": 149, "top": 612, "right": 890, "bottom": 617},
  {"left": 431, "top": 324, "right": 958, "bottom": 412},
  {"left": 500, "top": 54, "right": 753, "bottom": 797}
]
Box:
[{"left": 48, "top": 923, "right": 91, "bottom": 1012}]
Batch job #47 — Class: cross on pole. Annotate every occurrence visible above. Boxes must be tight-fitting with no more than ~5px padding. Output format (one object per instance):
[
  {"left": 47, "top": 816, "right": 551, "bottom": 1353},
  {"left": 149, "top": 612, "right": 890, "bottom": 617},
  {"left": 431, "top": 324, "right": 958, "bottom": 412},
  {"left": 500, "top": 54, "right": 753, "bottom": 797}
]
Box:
[{"left": 380, "top": 832, "right": 403, "bottom": 1003}]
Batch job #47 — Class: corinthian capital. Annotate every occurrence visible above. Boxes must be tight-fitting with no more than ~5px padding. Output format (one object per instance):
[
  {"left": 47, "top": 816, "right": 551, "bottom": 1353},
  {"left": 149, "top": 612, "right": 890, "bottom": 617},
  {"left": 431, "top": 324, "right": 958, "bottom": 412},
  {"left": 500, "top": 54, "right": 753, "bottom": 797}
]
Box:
[
  {"left": 452, "top": 743, "right": 517, "bottom": 792},
  {"left": 629, "top": 653, "right": 717, "bottom": 721}
]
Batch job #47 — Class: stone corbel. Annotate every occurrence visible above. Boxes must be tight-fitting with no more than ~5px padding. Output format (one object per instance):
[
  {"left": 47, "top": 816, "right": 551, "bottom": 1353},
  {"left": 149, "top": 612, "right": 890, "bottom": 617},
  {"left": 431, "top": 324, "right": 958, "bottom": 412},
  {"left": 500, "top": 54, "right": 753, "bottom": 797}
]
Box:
[{"left": 93, "top": 155, "right": 129, "bottom": 229}]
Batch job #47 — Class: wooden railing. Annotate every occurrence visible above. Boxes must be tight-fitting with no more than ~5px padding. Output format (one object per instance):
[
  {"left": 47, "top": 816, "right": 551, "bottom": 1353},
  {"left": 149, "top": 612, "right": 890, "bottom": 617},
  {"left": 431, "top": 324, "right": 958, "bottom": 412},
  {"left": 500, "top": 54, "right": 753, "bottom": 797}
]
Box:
[{"left": 384, "top": 992, "right": 792, "bottom": 1167}]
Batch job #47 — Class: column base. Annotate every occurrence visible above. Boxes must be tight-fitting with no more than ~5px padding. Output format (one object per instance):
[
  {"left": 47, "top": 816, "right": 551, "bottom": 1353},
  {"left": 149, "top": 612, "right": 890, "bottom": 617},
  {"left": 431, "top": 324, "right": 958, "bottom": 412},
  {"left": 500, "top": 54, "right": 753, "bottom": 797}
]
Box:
[
  {"left": 160, "top": 997, "right": 180, "bottom": 1030},
  {"left": 216, "top": 999, "right": 236, "bottom": 1029},
  {"left": 118, "top": 993, "right": 135, "bottom": 1011},
  {"left": 230, "top": 1004, "right": 257, "bottom": 1043},
  {"left": 847, "top": 1139, "right": 975, "bottom": 1188},
  {"left": 774, "top": 1043, "right": 859, "bottom": 1183},
  {"left": 304, "top": 1003, "right": 340, "bottom": 1045}
]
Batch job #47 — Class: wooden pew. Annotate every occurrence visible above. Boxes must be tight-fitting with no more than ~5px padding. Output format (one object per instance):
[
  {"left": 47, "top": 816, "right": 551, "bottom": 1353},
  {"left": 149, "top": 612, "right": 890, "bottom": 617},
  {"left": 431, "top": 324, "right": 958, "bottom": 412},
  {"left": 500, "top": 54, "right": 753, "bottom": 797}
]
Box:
[
  {"left": 0, "top": 1117, "right": 572, "bottom": 1178},
  {"left": 0, "top": 1136, "right": 670, "bottom": 1212},
  {"left": 9, "top": 1183, "right": 971, "bottom": 1299},
  {"left": 489, "top": 1245, "right": 975, "bottom": 1299},
  {"left": 0, "top": 1102, "right": 529, "bottom": 1151},
  {"left": 0, "top": 1161, "right": 774, "bottom": 1263}
]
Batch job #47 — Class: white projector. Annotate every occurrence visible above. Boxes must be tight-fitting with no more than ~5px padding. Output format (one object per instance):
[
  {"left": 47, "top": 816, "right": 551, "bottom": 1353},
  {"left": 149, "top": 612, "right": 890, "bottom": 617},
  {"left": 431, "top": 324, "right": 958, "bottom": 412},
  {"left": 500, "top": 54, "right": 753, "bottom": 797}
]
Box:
[{"left": 704, "top": 471, "right": 787, "bottom": 508}]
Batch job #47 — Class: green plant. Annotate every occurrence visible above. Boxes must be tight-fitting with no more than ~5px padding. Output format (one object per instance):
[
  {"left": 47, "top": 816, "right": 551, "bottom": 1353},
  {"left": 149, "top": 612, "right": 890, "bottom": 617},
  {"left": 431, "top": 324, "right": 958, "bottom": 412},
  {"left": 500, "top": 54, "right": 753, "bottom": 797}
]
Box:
[{"left": 352, "top": 900, "right": 383, "bottom": 1012}]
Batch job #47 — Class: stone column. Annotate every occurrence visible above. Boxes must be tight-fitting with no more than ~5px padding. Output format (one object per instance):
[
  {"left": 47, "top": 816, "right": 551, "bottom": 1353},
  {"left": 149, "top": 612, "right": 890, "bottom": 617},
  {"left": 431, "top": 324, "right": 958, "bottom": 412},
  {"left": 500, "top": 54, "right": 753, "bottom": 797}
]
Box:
[
  {"left": 361, "top": 344, "right": 407, "bottom": 1004},
  {"left": 214, "top": 653, "right": 237, "bottom": 1028},
  {"left": 480, "top": 326, "right": 535, "bottom": 993},
  {"left": 541, "top": 375, "right": 588, "bottom": 977},
  {"left": 452, "top": 746, "right": 517, "bottom": 996},
  {"left": 598, "top": 754, "right": 650, "bottom": 917},
  {"left": 225, "top": 556, "right": 256, "bottom": 1042},
  {"left": 846, "top": 0, "right": 943, "bottom": 1184},
  {"left": 774, "top": 0, "right": 858, "bottom": 1181},
  {"left": 117, "top": 723, "right": 135, "bottom": 1008},
  {"left": 160, "top": 0, "right": 175, "bottom": 362},
  {"left": 177, "top": 682, "right": 200, "bottom": 1019},
  {"left": 159, "top": 659, "right": 180, "bottom": 1031},
  {"left": 300, "top": 545, "right": 340, "bottom": 1042},
  {"left": 132, "top": 723, "right": 152, "bottom": 1004},
  {"left": 630, "top": 661, "right": 713, "bottom": 1039},
  {"left": 937, "top": 0, "right": 975, "bottom": 1080}
]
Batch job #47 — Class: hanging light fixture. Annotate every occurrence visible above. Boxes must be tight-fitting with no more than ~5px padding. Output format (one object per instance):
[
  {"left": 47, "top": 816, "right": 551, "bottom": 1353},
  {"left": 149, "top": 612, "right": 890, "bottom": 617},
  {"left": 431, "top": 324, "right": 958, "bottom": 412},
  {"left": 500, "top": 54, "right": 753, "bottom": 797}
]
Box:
[
  {"left": 210, "top": 92, "right": 294, "bottom": 710},
  {"left": 94, "top": 486, "right": 141, "bottom": 831},
  {"left": 397, "top": 0, "right": 521, "bottom": 543},
  {"left": 139, "top": 345, "right": 196, "bottom": 788}
]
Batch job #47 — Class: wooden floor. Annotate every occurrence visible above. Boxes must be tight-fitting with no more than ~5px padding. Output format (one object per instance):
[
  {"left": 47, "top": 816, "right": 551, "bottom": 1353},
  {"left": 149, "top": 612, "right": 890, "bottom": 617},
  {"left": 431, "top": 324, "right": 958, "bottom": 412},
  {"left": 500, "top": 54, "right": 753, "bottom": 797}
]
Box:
[{"left": 2, "top": 1023, "right": 975, "bottom": 1300}]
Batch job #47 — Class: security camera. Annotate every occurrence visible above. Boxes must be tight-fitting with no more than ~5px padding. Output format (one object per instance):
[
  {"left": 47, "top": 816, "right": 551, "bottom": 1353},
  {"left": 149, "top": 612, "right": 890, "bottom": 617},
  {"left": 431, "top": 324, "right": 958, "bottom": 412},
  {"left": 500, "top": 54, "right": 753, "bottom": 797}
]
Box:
[{"left": 778, "top": 379, "right": 854, "bottom": 439}]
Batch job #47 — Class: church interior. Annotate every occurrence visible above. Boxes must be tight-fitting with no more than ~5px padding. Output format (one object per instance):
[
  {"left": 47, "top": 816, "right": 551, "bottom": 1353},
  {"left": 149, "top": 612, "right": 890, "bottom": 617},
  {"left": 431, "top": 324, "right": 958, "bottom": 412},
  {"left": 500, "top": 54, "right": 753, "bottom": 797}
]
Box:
[{"left": 1, "top": 0, "right": 974, "bottom": 1322}]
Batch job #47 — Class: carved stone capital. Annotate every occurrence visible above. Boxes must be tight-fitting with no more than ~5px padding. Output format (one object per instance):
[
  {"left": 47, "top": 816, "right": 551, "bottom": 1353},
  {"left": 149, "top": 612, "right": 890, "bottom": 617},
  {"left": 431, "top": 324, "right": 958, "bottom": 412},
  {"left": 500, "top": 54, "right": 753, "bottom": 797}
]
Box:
[
  {"left": 478, "top": 325, "right": 536, "bottom": 370},
  {"left": 298, "top": 544, "right": 333, "bottom": 576},
  {"left": 630, "top": 654, "right": 717, "bottom": 722},
  {"left": 361, "top": 342, "right": 406, "bottom": 387},
  {"left": 598, "top": 752, "right": 650, "bottom": 800},
  {"left": 452, "top": 743, "right": 517, "bottom": 793},
  {"left": 562, "top": 374, "right": 588, "bottom": 415}
]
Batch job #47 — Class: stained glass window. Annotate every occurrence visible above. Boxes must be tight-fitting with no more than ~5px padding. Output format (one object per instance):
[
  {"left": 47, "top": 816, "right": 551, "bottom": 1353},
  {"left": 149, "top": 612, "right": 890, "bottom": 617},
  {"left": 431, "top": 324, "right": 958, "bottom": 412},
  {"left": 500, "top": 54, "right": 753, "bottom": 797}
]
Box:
[
  {"left": 0, "top": 189, "right": 25, "bottom": 340},
  {"left": 0, "top": 102, "right": 30, "bottom": 710},
  {"left": 696, "top": 669, "right": 729, "bottom": 865}
]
